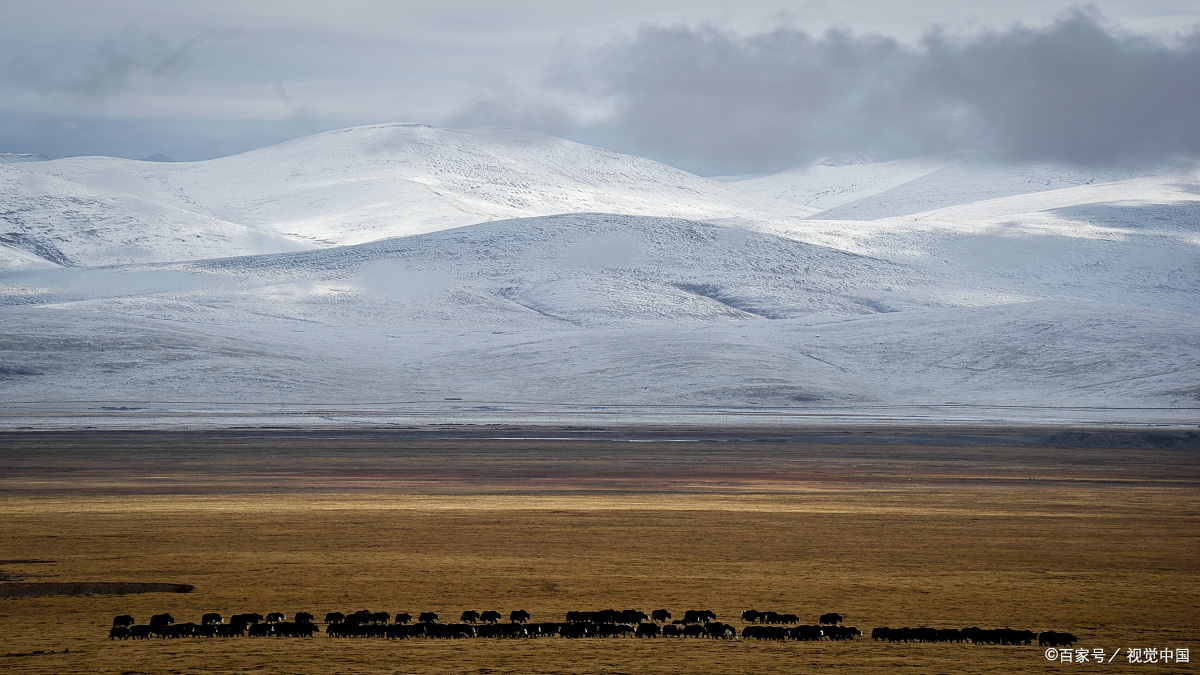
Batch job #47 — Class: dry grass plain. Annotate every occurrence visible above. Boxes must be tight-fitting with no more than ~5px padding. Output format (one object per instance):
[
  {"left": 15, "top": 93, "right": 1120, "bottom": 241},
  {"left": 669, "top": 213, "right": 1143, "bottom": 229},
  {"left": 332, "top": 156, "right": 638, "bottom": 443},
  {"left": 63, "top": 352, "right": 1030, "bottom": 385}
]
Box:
[{"left": 1, "top": 428, "right": 1198, "bottom": 674}]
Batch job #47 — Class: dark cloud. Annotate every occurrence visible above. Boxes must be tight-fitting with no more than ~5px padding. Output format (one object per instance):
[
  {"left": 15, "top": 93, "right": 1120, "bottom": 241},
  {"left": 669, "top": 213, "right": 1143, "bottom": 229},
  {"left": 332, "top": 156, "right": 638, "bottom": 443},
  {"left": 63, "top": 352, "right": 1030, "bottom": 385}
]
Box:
[{"left": 460, "top": 9, "right": 1200, "bottom": 173}]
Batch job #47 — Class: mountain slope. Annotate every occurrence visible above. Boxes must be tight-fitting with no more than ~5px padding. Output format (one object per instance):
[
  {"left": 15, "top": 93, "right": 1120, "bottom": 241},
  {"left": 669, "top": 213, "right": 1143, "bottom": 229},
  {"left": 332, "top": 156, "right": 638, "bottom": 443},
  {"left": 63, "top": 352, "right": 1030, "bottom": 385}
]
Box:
[
  {"left": 2, "top": 124, "right": 817, "bottom": 271},
  {"left": 0, "top": 163, "right": 313, "bottom": 270}
]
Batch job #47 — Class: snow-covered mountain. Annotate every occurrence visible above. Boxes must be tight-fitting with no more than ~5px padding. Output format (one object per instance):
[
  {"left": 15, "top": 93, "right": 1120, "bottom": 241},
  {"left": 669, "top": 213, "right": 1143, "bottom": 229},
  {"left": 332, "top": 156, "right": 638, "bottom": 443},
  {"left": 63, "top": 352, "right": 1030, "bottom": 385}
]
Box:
[
  {"left": 0, "top": 123, "right": 814, "bottom": 271},
  {"left": 1, "top": 124, "right": 1197, "bottom": 427},
  {"left": 727, "top": 152, "right": 1147, "bottom": 219}
]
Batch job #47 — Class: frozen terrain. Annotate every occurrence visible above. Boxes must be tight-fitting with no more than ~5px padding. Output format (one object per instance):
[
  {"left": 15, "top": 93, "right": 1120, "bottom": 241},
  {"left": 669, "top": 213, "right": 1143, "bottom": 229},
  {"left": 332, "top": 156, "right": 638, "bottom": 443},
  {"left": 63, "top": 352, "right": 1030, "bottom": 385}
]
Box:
[{"left": 0, "top": 124, "right": 1197, "bottom": 428}]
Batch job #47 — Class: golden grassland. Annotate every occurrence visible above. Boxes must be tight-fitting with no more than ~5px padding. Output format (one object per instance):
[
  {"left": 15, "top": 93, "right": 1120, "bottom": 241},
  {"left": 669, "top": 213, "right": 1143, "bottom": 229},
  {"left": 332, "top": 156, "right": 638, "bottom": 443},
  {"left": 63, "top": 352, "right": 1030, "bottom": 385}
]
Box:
[{"left": 2, "top": 487, "right": 1198, "bottom": 674}]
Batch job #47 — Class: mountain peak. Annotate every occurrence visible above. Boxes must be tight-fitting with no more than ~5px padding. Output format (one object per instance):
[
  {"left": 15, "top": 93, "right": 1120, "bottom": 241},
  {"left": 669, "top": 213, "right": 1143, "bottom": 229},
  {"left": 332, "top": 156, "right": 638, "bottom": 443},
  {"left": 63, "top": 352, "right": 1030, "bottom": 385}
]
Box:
[{"left": 812, "top": 152, "right": 876, "bottom": 167}]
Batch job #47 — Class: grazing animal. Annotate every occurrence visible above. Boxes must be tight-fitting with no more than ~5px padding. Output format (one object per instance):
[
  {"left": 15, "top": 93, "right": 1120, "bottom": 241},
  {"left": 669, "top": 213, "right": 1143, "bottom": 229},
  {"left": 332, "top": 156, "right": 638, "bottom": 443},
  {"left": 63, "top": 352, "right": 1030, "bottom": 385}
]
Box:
[
  {"left": 705, "top": 622, "right": 738, "bottom": 639},
  {"left": 635, "top": 623, "right": 661, "bottom": 638},
  {"left": 510, "top": 609, "right": 530, "bottom": 623},
  {"left": 108, "top": 626, "right": 130, "bottom": 640},
  {"left": 324, "top": 612, "right": 344, "bottom": 625},
  {"left": 480, "top": 610, "right": 502, "bottom": 624},
  {"left": 370, "top": 611, "right": 390, "bottom": 624},
  {"left": 741, "top": 610, "right": 760, "bottom": 623},
  {"left": 266, "top": 612, "right": 286, "bottom": 623},
  {"left": 461, "top": 610, "right": 480, "bottom": 623},
  {"left": 394, "top": 613, "right": 412, "bottom": 624},
  {"left": 201, "top": 613, "right": 223, "bottom": 626},
  {"left": 1039, "top": 631, "right": 1078, "bottom": 647},
  {"left": 295, "top": 612, "right": 315, "bottom": 624},
  {"left": 112, "top": 615, "right": 135, "bottom": 628},
  {"left": 819, "top": 613, "right": 843, "bottom": 625},
  {"left": 651, "top": 609, "right": 671, "bottom": 622},
  {"left": 418, "top": 611, "right": 439, "bottom": 623},
  {"left": 825, "top": 625, "right": 862, "bottom": 640},
  {"left": 149, "top": 613, "right": 175, "bottom": 633}
]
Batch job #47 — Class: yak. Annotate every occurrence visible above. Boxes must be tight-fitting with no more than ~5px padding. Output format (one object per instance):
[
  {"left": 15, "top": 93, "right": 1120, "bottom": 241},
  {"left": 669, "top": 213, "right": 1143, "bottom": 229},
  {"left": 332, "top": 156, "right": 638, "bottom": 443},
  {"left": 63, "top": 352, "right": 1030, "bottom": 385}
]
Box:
[
  {"left": 480, "top": 610, "right": 502, "bottom": 624},
  {"left": 661, "top": 623, "right": 684, "bottom": 637},
  {"left": 1039, "top": 631, "right": 1077, "bottom": 647},
  {"left": 651, "top": 609, "right": 671, "bottom": 622},
  {"left": 201, "top": 613, "right": 223, "bottom": 626},
  {"left": 635, "top": 623, "right": 661, "bottom": 638},
  {"left": 149, "top": 613, "right": 175, "bottom": 633},
  {"left": 266, "top": 612, "right": 286, "bottom": 623},
  {"left": 741, "top": 609, "right": 760, "bottom": 623},
  {"left": 112, "top": 614, "right": 135, "bottom": 628},
  {"left": 394, "top": 613, "right": 412, "bottom": 624},
  {"left": 705, "top": 622, "right": 738, "bottom": 639},
  {"left": 295, "top": 612, "right": 315, "bottom": 624},
  {"left": 324, "top": 612, "right": 345, "bottom": 625},
  {"left": 681, "top": 609, "right": 715, "bottom": 624},
  {"left": 819, "top": 612, "right": 843, "bottom": 625},
  {"left": 461, "top": 610, "right": 480, "bottom": 623},
  {"left": 418, "top": 611, "right": 439, "bottom": 623},
  {"left": 510, "top": 609, "right": 530, "bottom": 623}
]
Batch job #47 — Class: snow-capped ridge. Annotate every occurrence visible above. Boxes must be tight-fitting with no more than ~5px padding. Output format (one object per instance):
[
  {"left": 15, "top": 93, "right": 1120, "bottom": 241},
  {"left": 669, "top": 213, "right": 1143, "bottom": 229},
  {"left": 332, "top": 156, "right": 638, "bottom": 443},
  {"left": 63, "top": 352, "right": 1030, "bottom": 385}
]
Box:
[{"left": 2, "top": 123, "right": 821, "bottom": 269}]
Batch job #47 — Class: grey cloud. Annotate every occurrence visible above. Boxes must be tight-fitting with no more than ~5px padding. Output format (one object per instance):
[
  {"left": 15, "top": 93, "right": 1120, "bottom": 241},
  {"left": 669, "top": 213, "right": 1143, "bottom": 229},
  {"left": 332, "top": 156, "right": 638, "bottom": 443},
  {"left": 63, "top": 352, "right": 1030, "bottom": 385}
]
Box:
[
  {"left": 6, "top": 25, "right": 239, "bottom": 104},
  {"left": 462, "top": 9, "right": 1200, "bottom": 173}
]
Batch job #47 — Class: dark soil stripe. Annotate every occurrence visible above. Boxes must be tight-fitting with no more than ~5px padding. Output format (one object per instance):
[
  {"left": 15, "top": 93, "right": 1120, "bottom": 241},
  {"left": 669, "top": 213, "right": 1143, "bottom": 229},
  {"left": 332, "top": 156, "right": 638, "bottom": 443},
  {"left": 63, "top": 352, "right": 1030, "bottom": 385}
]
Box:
[{"left": 0, "top": 582, "right": 193, "bottom": 599}]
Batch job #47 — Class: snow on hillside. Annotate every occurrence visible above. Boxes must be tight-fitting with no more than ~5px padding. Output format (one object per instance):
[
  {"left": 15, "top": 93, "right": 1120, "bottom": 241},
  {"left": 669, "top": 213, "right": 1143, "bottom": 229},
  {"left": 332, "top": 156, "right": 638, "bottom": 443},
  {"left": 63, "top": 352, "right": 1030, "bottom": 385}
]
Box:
[
  {"left": 0, "top": 163, "right": 313, "bottom": 270},
  {"left": 804, "top": 158, "right": 1146, "bottom": 220},
  {"left": 729, "top": 155, "right": 954, "bottom": 212},
  {"left": 0, "top": 214, "right": 976, "bottom": 327},
  {"left": 748, "top": 171, "right": 1200, "bottom": 316},
  {"left": 3, "top": 124, "right": 817, "bottom": 271},
  {"left": 1, "top": 210, "right": 1195, "bottom": 422},
  {"left": 0, "top": 124, "right": 1196, "bottom": 425},
  {"left": 726, "top": 152, "right": 1149, "bottom": 220}
]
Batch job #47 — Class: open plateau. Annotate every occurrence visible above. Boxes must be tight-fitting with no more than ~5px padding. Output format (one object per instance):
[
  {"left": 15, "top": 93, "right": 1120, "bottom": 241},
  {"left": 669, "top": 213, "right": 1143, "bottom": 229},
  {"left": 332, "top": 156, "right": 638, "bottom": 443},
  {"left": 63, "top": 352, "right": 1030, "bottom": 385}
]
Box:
[{"left": 1, "top": 123, "right": 1197, "bottom": 674}]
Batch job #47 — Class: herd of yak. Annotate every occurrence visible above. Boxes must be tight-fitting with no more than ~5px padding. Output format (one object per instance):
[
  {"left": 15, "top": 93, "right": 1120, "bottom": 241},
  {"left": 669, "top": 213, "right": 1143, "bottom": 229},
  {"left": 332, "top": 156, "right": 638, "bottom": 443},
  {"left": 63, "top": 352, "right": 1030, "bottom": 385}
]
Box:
[{"left": 107, "top": 608, "right": 1078, "bottom": 647}]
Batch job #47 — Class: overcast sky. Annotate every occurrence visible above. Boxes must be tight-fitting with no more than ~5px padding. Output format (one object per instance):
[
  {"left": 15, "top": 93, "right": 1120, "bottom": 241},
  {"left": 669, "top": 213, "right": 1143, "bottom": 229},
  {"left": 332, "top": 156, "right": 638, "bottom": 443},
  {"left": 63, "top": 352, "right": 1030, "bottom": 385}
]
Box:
[{"left": 2, "top": 1, "right": 1198, "bottom": 174}]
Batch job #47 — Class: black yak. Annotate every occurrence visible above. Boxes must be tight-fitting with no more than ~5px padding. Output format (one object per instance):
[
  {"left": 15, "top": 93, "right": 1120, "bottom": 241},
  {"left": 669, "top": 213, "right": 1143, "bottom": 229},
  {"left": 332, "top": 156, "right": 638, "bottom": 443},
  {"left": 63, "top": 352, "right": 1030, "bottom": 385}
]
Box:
[
  {"left": 149, "top": 613, "right": 174, "bottom": 633},
  {"left": 1039, "top": 631, "right": 1078, "bottom": 647},
  {"left": 635, "top": 623, "right": 662, "bottom": 638},
  {"left": 112, "top": 614, "right": 135, "bottom": 628},
  {"left": 510, "top": 609, "right": 530, "bottom": 623},
  {"left": 651, "top": 609, "right": 671, "bottom": 622}
]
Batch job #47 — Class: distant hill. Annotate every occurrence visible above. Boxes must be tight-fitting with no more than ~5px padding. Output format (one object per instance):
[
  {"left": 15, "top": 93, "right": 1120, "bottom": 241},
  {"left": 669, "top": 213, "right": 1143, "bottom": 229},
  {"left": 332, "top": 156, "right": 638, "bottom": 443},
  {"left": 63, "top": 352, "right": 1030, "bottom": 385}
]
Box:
[
  {"left": 0, "top": 153, "right": 50, "bottom": 163},
  {"left": 0, "top": 123, "right": 1196, "bottom": 425}
]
